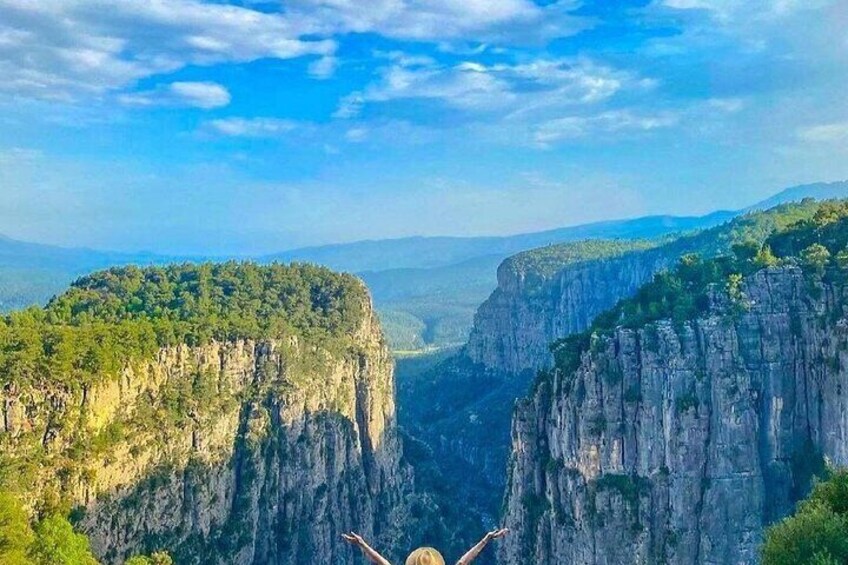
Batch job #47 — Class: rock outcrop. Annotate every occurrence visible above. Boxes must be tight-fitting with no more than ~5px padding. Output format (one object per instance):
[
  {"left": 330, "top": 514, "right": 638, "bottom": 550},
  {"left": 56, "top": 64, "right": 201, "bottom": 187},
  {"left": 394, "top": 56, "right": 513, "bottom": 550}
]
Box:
[
  {"left": 1, "top": 290, "right": 411, "bottom": 564},
  {"left": 467, "top": 248, "right": 677, "bottom": 375},
  {"left": 467, "top": 202, "right": 827, "bottom": 376},
  {"left": 499, "top": 266, "right": 848, "bottom": 564}
]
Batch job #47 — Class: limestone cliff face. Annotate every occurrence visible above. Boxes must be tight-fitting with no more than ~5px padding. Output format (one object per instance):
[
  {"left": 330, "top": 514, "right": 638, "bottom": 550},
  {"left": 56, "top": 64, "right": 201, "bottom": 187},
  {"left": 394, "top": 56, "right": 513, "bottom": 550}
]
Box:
[
  {"left": 1, "top": 300, "right": 409, "bottom": 565},
  {"left": 499, "top": 267, "right": 848, "bottom": 565},
  {"left": 467, "top": 248, "right": 678, "bottom": 375}
]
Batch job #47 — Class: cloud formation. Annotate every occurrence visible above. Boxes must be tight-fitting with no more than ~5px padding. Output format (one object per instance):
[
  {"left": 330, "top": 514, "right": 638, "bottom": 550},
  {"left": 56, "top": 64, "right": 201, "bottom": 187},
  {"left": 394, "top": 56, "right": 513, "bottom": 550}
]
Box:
[
  {"left": 286, "top": 0, "right": 588, "bottom": 44},
  {"left": 533, "top": 111, "right": 679, "bottom": 147},
  {"left": 120, "top": 81, "right": 231, "bottom": 109},
  {"left": 336, "top": 56, "right": 647, "bottom": 119},
  {"left": 204, "top": 117, "right": 299, "bottom": 137},
  {"left": 0, "top": 0, "right": 588, "bottom": 105},
  {"left": 0, "top": 0, "right": 334, "bottom": 102},
  {"left": 799, "top": 122, "right": 848, "bottom": 143}
]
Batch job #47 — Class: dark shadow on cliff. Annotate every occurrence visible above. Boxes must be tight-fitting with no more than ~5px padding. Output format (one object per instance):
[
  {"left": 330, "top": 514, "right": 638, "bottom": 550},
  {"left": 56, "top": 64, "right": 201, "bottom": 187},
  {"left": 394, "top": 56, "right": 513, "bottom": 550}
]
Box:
[{"left": 396, "top": 351, "right": 534, "bottom": 565}]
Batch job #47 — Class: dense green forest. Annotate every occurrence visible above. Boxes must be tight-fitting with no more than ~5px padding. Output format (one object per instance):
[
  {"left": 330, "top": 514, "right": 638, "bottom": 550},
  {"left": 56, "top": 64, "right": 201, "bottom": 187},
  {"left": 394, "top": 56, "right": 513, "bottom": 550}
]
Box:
[
  {"left": 501, "top": 238, "right": 661, "bottom": 282},
  {"left": 0, "top": 262, "right": 366, "bottom": 391}
]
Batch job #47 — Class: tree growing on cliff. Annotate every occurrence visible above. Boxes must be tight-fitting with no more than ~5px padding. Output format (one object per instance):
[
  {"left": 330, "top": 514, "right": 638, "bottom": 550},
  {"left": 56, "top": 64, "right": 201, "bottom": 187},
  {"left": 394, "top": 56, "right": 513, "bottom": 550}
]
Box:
[
  {"left": 0, "top": 491, "right": 34, "bottom": 565},
  {"left": 125, "top": 551, "right": 173, "bottom": 565},
  {"left": 29, "top": 514, "right": 99, "bottom": 565},
  {"left": 0, "top": 491, "right": 104, "bottom": 565},
  {"left": 761, "top": 469, "right": 848, "bottom": 565},
  {"left": 800, "top": 243, "right": 831, "bottom": 275}
]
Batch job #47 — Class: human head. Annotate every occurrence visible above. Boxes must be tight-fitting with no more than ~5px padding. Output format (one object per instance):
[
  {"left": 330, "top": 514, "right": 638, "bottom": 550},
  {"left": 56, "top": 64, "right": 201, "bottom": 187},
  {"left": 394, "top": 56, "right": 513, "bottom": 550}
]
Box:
[{"left": 405, "top": 547, "right": 445, "bottom": 565}]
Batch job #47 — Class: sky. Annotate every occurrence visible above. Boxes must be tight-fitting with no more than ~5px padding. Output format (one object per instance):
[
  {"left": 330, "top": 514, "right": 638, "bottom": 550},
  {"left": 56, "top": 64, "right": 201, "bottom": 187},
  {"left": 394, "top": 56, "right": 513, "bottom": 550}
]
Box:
[{"left": 0, "top": 0, "right": 847, "bottom": 255}]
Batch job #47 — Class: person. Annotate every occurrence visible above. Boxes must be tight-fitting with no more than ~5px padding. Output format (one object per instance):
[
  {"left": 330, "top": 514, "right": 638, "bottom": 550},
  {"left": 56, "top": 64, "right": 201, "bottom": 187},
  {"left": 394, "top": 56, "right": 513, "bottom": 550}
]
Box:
[{"left": 342, "top": 528, "right": 509, "bottom": 565}]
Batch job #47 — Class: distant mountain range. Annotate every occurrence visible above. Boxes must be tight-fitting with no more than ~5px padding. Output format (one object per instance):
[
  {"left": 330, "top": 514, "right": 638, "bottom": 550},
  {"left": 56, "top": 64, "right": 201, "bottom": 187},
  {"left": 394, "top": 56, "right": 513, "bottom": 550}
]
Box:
[
  {"left": 263, "top": 211, "right": 737, "bottom": 272},
  {"left": 1, "top": 180, "right": 846, "bottom": 349}
]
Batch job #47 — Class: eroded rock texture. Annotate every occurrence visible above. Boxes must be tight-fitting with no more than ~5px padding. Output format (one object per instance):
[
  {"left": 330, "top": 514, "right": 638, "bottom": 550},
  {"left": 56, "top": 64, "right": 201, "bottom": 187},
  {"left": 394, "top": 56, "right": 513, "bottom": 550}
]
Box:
[
  {"left": 500, "top": 267, "right": 848, "bottom": 564},
  {"left": 2, "top": 302, "right": 412, "bottom": 565},
  {"left": 467, "top": 248, "right": 679, "bottom": 375}
]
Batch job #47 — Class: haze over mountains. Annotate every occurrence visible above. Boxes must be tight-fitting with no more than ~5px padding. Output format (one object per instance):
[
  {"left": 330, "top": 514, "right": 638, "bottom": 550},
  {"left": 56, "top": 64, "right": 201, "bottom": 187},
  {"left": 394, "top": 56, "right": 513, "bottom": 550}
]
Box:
[{"left": 1, "top": 181, "right": 847, "bottom": 350}]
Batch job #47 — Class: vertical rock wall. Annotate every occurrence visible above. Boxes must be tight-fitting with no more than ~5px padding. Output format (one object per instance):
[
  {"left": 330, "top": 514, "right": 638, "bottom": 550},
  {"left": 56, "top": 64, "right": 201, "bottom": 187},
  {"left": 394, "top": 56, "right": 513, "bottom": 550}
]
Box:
[{"left": 500, "top": 267, "right": 848, "bottom": 564}]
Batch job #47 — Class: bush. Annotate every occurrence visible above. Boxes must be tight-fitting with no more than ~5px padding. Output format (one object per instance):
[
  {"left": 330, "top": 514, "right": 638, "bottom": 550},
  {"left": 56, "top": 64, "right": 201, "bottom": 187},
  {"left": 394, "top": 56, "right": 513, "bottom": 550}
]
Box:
[
  {"left": 761, "top": 470, "right": 848, "bottom": 565},
  {"left": 30, "top": 514, "right": 98, "bottom": 565}
]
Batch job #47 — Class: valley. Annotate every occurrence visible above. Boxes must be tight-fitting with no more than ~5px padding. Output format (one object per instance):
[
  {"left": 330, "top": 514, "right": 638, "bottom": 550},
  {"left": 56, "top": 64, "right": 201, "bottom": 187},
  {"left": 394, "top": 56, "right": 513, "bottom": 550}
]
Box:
[
  {"left": 3, "top": 2, "right": 844, "bottom": 562},
  {"left": 5, "top": 190, "right": 848, "bottom": 564}
]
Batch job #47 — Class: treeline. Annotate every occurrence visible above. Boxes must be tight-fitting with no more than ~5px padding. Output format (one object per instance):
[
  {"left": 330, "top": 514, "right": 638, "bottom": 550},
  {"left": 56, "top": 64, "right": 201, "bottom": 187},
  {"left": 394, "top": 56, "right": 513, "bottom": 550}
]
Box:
[{"left": 0, "top": 262, "right": 367, "bottom": 391}]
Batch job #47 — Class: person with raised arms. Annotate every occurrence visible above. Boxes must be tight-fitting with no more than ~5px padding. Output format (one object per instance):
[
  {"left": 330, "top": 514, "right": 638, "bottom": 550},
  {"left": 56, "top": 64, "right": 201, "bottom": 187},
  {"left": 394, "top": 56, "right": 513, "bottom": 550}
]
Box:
[{"left": 342, "top": 528, "right": 509, "bottom": 565}]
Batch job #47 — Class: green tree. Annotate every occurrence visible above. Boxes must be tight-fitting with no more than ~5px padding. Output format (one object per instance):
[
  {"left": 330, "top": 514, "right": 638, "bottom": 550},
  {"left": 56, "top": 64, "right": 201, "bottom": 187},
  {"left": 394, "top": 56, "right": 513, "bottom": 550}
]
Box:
[
  {"left": 732, "top": 240, "right": 761, "bottom": 263},
  {"left": 0, "top": 492, "right": 35, "bottom": 565},
  {"left": 754, "top": 245, "right": 780, "bottom": 268},
  {"left": 762, "top": 470, "right": 848, "bottom": 565},
  {"left": 30, "top": 514, "right": 98, "bottom": 565},
  {"left": 125, "top": 552, "right": 173, "bottom": 565},
  {"left": 836, "top": 247, "right": 848, "bottom": 270},
  {"left": 801, "top": 243, "right": 831, "bottom": 275}
]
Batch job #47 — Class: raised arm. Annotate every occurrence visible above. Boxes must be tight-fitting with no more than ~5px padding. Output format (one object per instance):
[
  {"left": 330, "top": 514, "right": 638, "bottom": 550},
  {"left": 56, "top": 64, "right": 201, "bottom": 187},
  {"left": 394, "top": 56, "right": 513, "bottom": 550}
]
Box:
[
  {"left": 456, "top": 528, "right": 509, "bottom": 565},
  {"left": 342, "top": 532, "right": 392, "bottom": 565}
]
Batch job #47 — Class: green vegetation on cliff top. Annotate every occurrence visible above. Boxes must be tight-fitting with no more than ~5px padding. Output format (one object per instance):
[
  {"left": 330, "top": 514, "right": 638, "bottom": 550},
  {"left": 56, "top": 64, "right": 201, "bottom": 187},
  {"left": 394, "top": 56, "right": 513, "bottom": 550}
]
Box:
[
  {"left": 0, "top": 262, "right": 367, "bottom": 392},
  {"left": 48, "top": 262, "right": 366, "bottom": 342},
  {"left": 501, "top": 238, "right": 661, "bottom": 282},
  {"left": 510, "top": 199, "right": 825, "bottom": 286},
  {"left": 550, "top": 200, "right": 848, "bottom": 376}
]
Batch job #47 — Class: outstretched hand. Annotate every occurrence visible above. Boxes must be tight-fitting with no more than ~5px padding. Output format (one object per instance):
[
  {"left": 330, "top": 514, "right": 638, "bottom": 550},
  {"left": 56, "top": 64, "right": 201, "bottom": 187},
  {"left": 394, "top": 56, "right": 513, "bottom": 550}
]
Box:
[
  {"left": 342, "top": 532, "right": 392, "bottom": 565},
  {"left": 342, "top": 532, "right": 365, "bottom": 547},
  {"left": 457, "top": 528, "right": 510, "bottom": 565},
  {"left": 485, "top": 528, "right": 509, "bottom": 541}
]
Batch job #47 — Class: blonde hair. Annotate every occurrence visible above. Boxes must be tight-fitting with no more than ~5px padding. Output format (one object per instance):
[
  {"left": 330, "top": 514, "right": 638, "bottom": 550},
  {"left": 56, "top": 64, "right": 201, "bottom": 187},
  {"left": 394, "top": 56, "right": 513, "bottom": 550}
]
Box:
[{"left": 405, "top": 547, "right": 445, "bottom": 565}]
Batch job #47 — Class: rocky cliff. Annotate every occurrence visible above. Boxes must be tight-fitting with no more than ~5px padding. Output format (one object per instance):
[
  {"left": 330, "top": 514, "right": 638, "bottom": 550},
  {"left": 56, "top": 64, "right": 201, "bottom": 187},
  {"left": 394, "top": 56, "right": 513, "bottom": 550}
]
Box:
[
  {"left": 499, "top": 265, "right": 848, "bottom": 564},
  {"left": 467, "top": 201, "right": 826, "bottom": 375},
  {"left": 467, "top": 248, "right": 675, "bottom": 374},
  {"left": 0, "top": 264, "right": 416, "bottom": 564}
]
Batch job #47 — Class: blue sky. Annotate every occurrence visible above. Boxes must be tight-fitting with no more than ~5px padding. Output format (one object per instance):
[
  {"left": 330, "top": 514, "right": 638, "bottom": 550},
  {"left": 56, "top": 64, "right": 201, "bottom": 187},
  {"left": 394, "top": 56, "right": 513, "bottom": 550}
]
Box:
[{"left": 0, "top": 0, "right": 846, "bottom": 255}]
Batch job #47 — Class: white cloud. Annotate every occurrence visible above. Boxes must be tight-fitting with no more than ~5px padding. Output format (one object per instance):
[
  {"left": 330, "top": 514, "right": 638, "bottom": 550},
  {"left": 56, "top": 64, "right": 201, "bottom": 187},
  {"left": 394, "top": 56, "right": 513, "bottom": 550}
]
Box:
[
  {"left": 0, "top": 0, "right": 591, "bottom": 105},
  {"left": 658, "top": 0, "right": 832, "bottom": 21},
  {"left": 169, "top": 82, "right": 231, "bottom": 108},
  {"left": 119, "top": 81, "right": 231, "bottom": 109},
  {"left": 204, "top": 117, "right": 299, "bottom": 137},
  {"left": 0, "top": 147, "right": 43, "bottom": 165},
  {"left": 336, "top": 56, "right": 645, "bottom": 118},
  {"left": 705, "top": 97, "right": 745, "bottom": 113},
  {"left": 308, "top": 55, "right": 339, "bottom": 79},
  {"left": 344, "top": 127, "right": 369, "bottom": 143},
  {"left": 798, "top": 122, "right": 848, "bottom": 143},
  {"left": 286, "top": 0, "right": 589, "bottom": 44},
  {"left": 533, "top": 110, "right": 679, "bottom": 147},
  {"left": 0, "top": 0, "right": 334, "bottom": 102}
]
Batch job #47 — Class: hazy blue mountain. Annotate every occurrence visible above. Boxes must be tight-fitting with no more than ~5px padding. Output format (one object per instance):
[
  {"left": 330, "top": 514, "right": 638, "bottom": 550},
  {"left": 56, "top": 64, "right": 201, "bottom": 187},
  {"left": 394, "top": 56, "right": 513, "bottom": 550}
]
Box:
[
  {"left": 748, "top": 181, "right": 848, "bottom": 212},
  {"left": 0, "top": 237, "right": 183, "bottom": 311},
  {"left": 264, "top": 211, "right": 736, "bottom": 273}
]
